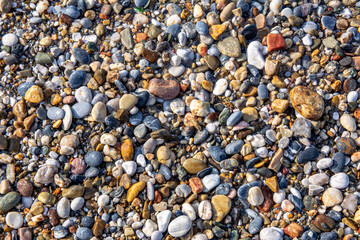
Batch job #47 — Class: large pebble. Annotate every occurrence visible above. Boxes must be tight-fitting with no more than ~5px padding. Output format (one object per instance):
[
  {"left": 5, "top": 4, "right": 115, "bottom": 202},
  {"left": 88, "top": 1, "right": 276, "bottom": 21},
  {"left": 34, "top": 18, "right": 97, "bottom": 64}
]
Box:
[
  {"left": 329, "top": 173, "right": 349, "bottom": 189},
  {"left": 167, "top": 215, "right": 192, "bottom": 237},
  {"left": 322, "top": 188, "right": 343, "bottom": 207}
]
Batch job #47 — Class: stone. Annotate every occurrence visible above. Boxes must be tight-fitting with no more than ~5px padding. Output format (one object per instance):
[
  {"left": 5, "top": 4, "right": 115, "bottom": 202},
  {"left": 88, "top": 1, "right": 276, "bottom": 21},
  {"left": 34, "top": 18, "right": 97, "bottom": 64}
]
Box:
[
  {"left": 265, "top": 176, "right": 278, "bottom": 193},
  {"left": 290, "top": 86, "right": 324, "bottom": 120},
  {"left": 76, "top": 227, "right": 93, "bottom": 240},
  {"left": 241, "top": 107, "right": 258, "bottom": 122},
  {"left": 71, "top": 197, "right": 85, "bottom": 211},
  {"left": 62, "top": 185, "right": 84, "bottom": 198},
  {"left": 284, "top": 223, "right": 303, "bottom": 238},
  {"left": 249, "top": 216, "right": 263, "bottom": 234},
  {"left": 148, "top": 79, "right": 180, "bottom": 100},
  {"left": 213, "top": 78, "right": 228, "bottom": 96},
  {"left": 168, "top": 215, "right": 191, "bottom": 237},
  {"left": 85, "top": 151, "right": 103, "bottom": 167},
  {"left": 92, "top": 219, "right": 105, "bottom": 237},
  {"left": 309, "top": 173, "right": 329, "bottom": 186},
  {"left": 260, "top": 228, "right": 283, "bottom": 240},
  {"left": 322, "top": 188, "right": 343, "bottom": 207},
  {"left": 265, "top": 58, "right": 281, "bottom": 75},
  {"left": 217, "top": 37, "right": 241, "bottom": 57},
  {"left": 314, "top": 215, "right": 335, "bottom": 232},
  {"left": 297, "top": 147, "right": 319, "bottom": 164},
  {"left": 271, "top": 99, "right": 289, "bottom": 113},
  {"left": 0, "top": 0, "right": 12, "bottom": 13},
  {"left": 321, "top": 16, "right": 336, "bottom": 30},
  {"left": 211, "top": 195, "right": 231, "bottom": 222},
  {"left": 18, "top": 228, "right": 32, "bottom": 240},
  {"left": 203, "top": 55, "right": 220, "bottom": 70},
  {"left": 47, "top": 107, "right": 65, "bottom": 120},
  {"left": 91, "top": 102, "right": 107, "bottom": 122},
  {"left": 120, "top": 28, "right": 133, "bottom": 49},
  {"left": 34, "top": 165, "right": 57, "bottom": 184},
  {"left": 267, "top": 33, "right": 286, "bottom": 52},
  {"left": 2, "top": 33, "right": 18, "bottom": 46},
  {"left": 73, "top": 48, "right": 90, "bottom": 64},
  {"left": 121, "top": 139, "right": 134, "bottom": 161},
  {"left": 190, "top": 100, "right": 210, "bottom": 117},
  {"left": 329, "top": 173, "right": 349, "bottom": 189},
  {"left": 225, "top": 140, "right": 243, "bottom": 155},
  {"left": 16, "top": 179, "right": 33, "bottom": 197},
  {"left": 183, "top": 158, "right": 206, "bottom": 174},
  {"left": 157, "top": 210, "right": 171, "bottom": 232},
  {"left": 248, "top": 186, "right": 264, "bottom": 206},
  {"left": 69, "top": 70, "right": 87, "bottom": 88},
  {"left": 336, "top": 137, "right": 356, "bottom": 155},
  {"left": 198, "top": 200, "right": 212, "bottom": 220},
  {"left": 340, "top": 114, "right": 356, "bottom": 132},
  {"left": 24, "top": 85, "right": 44, "bottom": 104},
  {"left": 201, "top": 174, "right": 220, "bottom": 192},
  {"left": 6, "top": 212, "right": 23, "bottom": 229},
  {"left": 57, "top": 197, "right": 71, "bottom": 218},
  {"left": 242, "top": 24, "right": 257, "bottom": 40},
  {"left": 209, "top": 24, "right": 227, "bottom": 40},
  {"left": 323, "top": 37, "right": 338, "bottom": 49},
  {"left": 247, "top": 41, "right": 266, "bottom": 69},
  {"left": 127, "top": 181, "right": 146, "bottom": 202},
  {"left": 35, "top": 53, "right": 53, "bottom": 64}
]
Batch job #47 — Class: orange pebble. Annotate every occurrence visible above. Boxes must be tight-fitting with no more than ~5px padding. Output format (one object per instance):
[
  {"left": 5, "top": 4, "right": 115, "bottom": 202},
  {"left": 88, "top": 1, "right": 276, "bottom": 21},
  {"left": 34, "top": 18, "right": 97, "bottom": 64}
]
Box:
[{"left": 135, "top": 33, "right": 148, "bottom": 43}]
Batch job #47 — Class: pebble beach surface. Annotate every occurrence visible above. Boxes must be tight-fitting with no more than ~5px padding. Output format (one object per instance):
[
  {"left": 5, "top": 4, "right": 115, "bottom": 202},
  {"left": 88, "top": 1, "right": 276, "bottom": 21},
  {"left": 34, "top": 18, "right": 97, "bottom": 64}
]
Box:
[{"left": 1, "top": 0, "right": 360, "bottom": 240}]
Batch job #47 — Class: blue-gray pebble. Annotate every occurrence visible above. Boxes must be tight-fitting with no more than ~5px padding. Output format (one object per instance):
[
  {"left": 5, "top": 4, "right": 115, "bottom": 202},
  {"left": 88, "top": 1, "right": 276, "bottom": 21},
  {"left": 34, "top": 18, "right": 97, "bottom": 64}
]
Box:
[
  {"left": 76, "top": 227, "right": 93, "bottom": 240},
  {"left": 226, "top": 111, "right": 242, "bottom": 126},
  {"left": 248, "top": 216, "right": 263, "bottom": 234},
  {"left": 71, "top": 102, "right": 91, "bottom": 118},
  {"left": 196, "top": 21, "right": 208, "bottom": 35},
  {"left": 18, "top": 82, "right": 35, "bottom": 96},
  {"left": 257, "top": 84, "right": 268, "bottom": 99},
  {"left": 209, "top": 146, "right": 227, "bottom": 162},
  {"left": 143, "top": 116, "right": 161, "bottom": 131},
  {"left": 62, "top": 6, "right": 80, "bottom": 19},
  {"left": 47, "top": 107, "right": 65, "bottom": 120},
  {"left": 225, "top": 140, "right": 244, "bottom": 155},
  {"left": 73, "top": 48, "right": 90, "bottom": 64},
  {"left": 321, "top": 16, "right": 336, "bottom": 30},
  {"left": 134, "top": 0, "right": 150, "bottom": 8},
  {"left": 69, "top": 70, "right": 86, "bottom": 88},
  {"left": 85, "top": 151, "right": 103, "bottom": 167}
]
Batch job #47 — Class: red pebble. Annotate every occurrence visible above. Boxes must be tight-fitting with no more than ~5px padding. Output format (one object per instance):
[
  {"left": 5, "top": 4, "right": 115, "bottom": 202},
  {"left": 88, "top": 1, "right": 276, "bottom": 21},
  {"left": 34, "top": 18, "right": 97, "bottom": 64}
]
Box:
[{"left": 267, "top": 33, "right": 286, "bottom": 52}]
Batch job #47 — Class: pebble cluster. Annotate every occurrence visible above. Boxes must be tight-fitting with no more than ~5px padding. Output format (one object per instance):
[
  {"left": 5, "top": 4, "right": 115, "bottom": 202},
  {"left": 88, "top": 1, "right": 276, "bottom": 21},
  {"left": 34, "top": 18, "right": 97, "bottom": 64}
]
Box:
[{"left": 1, "top": 0, "right": 360, "bottom": 239}]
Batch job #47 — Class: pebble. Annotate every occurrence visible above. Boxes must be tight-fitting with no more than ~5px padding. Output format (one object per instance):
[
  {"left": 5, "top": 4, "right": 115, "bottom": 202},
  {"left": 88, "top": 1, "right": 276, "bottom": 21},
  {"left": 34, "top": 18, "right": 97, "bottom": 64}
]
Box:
[
  {"left": 71, "top": 102, "right": 92, "bottom": 118},
  {"left": 47, "top": 107, "right": 65, "bottom": 120},
  {"left": 2, "top": 33, "right": 18, "bottom": 46},
  {"left": 322, "top": 188, "right": 343, "bottom": 207},
  {"left": 5, "top": 212, "right": 23, "bottom": 229},
  {"left": 167, "top": 215, "right": 192, "bottom": 237},
  {"left": 69, "top": 70, "right": 86, "bottom": 88},
  {"left": 57, "top": 197, "right": 71, "bottom": 218},
  {"left": 329, "top": 173, "right": 349, "bottom": 189}
]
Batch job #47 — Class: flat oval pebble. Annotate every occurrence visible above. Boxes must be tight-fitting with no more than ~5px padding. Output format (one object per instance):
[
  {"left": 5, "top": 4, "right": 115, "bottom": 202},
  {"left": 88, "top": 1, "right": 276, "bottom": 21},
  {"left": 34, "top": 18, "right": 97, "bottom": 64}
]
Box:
[
  {"left": 167, "top": 215, "right": 192, "bottom": 237},
  {"left": 71, "top": 102, "right": 92, "bottom": 118},
  {"left": 47, "top": 107, "right": 65, "bottom": 120},
  {"left": 329, "top": 173, "right": 349, "bottom": 189},
  {"left": 2, "top": 33, "right": 18, "bottom": 46}
]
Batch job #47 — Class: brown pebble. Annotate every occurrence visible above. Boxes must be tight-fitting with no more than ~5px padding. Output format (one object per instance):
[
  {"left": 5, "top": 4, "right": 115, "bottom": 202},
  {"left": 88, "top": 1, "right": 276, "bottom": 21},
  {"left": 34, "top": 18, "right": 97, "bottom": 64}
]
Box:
[
  {"left": 16, "top": 179, "right": 33, "bottom": 197},
  {"left": 92, "top": 219, "right": 106, "bottom": 237},
  {"left": 18, "top": 227, "right": 32, "bottom": 240}
]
